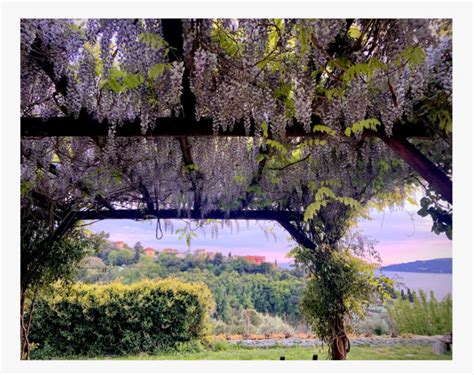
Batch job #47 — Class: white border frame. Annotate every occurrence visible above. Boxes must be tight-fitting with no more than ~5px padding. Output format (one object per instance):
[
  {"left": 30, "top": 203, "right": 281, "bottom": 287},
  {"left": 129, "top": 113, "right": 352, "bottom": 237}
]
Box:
[{"left": 1, "top": 1, "right": 472, "bottom": 374}]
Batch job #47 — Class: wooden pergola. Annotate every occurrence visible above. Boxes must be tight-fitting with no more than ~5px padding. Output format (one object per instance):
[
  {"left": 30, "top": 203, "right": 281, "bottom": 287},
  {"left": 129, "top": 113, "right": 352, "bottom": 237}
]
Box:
[
  {"left": 19, "top": 19, "right": 453, "bottom": 362},
  {"left": 22, "top": 19, "right": 452, "bottom": 208}
]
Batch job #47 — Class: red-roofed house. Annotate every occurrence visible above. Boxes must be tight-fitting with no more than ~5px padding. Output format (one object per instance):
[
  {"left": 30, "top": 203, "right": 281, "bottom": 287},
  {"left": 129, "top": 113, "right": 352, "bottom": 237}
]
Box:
[
  {"left": 114, "top": 241, "right": 125, "bottom": 249},
  {"left": 143, "top": 247, "right": 156, "bottom": 257},
  {"left": 243, "top": 255, "right": 266, "bottom": 265}
]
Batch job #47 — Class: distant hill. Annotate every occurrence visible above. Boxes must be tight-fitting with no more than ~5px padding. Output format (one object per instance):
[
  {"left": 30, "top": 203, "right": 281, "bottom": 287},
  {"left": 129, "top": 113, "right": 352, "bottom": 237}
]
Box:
[{"left": 380, "top": 258, "right": 452, "bottom": 274}]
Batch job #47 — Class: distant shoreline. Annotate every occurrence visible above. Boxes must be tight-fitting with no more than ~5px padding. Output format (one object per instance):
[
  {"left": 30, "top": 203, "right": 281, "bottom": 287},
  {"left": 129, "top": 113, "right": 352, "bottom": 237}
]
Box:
[
  {"left": 379, "top": 258, "right": 452, "bottom": 274},
  {"left": 377, "top": 269, "right": 452, "bottom": 275}
]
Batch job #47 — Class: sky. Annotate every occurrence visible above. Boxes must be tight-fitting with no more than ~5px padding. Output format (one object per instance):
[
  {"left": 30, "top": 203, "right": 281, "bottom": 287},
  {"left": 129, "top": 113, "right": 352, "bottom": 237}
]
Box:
[{"left": 88, "top": 200, "right": 452, "bottom": 266}]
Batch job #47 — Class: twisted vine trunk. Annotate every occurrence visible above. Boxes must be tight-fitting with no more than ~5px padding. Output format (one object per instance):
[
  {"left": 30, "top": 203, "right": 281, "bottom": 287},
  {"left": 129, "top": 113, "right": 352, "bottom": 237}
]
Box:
[
  {"left": 20, "top": 290, "right": 31, "bottom": 360},
  {"left": 330, "top": 315, "right": 350, "bottom": 360},
  {"left": 20, "top": 288, "right": 38, "bottom": 360},
  {"left": 20, "top": 292, "right": 27, "bottom": 359}
]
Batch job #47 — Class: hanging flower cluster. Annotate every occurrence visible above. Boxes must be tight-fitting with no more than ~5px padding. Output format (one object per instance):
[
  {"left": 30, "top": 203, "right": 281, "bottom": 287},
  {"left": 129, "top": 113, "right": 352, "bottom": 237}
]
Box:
[
  {"left": 20, "top": 18, "right": 451, "bottom": 219},
  {"left": 21, "top": 19, "right": 451, "bottom": 134}
]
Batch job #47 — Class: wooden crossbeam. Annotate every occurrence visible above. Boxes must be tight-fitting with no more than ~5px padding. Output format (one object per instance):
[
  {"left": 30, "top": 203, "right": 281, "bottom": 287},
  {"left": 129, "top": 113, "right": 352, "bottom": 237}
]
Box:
[
  {"left": 379, "top": 135, "right": 452, "bottom": 204},
  {"left": 20, "top": 115, "right": 430, "bottom": 139},
  {"left": 74, "top": 209, "right": 304, "bottom": 222}
]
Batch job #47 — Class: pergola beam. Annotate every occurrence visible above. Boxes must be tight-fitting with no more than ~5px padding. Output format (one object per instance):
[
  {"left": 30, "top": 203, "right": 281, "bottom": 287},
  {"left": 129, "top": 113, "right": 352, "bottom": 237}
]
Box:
[
  {"left": 75, "top": 209, "right": 304, "bottom": 222},
  {"left": 379, "top": 135, "right": 452, "bottom": 204},
  {"left": 20, "top": 115, "right": 430, "bottom": 139}
]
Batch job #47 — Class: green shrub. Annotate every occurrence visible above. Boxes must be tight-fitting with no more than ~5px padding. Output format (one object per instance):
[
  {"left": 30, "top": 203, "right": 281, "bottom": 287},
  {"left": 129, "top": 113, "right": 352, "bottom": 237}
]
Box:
[
  {"left": 211, "top": 339, "right": 231, "bottom": 351},
  {"left": 348, "top": 305, "right": 390, "bottom": 336},
  {"left": 212, "top": 320, "right": 230, "bottom": 336},
  {"left": 257, "top": 314, "right": 295, "bottom": 337},
  {"left": 373, "top": 325, "right": 384, "bottom": 336},
  {"left": 175, "top": 340, "right": 205, "bottom": 353},
  {"left": 386, "top": 290, "right": 452, "bottom": 335},
  {"left": 29, "top": 279, "right": 215, "bottom": 358},
  {"left": 212, "top": 309, "right": 295, "bottom": 337}
]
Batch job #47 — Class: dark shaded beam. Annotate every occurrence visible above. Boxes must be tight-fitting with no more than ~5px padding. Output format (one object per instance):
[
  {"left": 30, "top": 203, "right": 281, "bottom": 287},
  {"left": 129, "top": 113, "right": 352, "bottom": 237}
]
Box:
[
  {"left": 178, "top": 135, "right": 202, "bottom": 210},
  {"left": 276, "top": 219, "right": 317, "bottom": 250},
  {"left": 21, "top": 116, "right": 429, "bottom": 139},
  {"left": 380, "top": 135, "right": 452, "bottom": 204},
  {"left": 162, "top": 19, "right": 202, "bottom": 210},
  {"left": 161, "top": 19, "right": 196, "bottom": 120},
  {"left": 75, "top": 209, "right": 303, "bottom": 222}
]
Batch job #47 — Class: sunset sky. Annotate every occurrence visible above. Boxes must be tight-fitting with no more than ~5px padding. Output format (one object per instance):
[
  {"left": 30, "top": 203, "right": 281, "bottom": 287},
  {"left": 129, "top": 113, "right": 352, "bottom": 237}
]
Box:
[{"left": 88, "top": 200, "right": 452, "bottom": 266}]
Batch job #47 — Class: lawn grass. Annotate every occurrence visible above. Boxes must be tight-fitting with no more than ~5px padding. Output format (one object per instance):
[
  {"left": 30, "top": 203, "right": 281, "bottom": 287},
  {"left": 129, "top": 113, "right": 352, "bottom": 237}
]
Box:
[{"left": 71, "top": 344, "right": 451, "bottom": 361}]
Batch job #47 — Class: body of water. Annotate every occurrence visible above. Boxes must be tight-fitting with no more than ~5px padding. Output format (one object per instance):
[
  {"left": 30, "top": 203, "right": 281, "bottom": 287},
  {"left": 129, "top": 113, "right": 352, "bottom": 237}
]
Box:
[
  {"left": 279, "top": 264, "right": 452, "bottom": 300},
  {"left": 376, "top": 270, "right": 452, "bottom": 300}
]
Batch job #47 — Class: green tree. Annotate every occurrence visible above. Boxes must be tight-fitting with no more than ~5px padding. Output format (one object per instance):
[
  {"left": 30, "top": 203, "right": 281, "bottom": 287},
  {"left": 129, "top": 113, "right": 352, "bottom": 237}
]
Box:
[
  {"left": 20, "top": 204, "right": 97, "bottom": 359},
  {"left": 108, "top": 249, "right": 135, "bottom": 266},
  {"left": 298, "top": 250, "right": 379, "bottom": 356},
  {"left": 132, "top": 241, "right": 144, "bottom": 263},
  {"left": 212, "top": 252, "right": 224, "bottom": 267}
]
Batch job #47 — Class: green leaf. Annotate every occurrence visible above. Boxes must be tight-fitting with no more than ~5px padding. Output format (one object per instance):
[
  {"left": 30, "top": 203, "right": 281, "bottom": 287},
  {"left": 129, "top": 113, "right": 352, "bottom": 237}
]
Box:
[
  {"left": 345, "top": 118, "right": 380, "bottom": 136},
  {"left": 348, "top": 25, "right": 362, "bottom": 40},
  {"left": 313, "top": 124, "right": 336, "bottom": 136},
  {"left": 266, "top": 139, "right": 287, "bottom": 155},
  {"left": 417, "top": 207, "right": 429, "bottom": 217},
  {"left": 148, "top": 63, "right": 169, "bottom": 80},
  {"left": 342, "top": 59, "right": 385, "bottom": 82},
  {"left": 436, "top": 110, "right": 452, "bottom": 135},
  {"left": 112, "top": 169, "right": 123, "bottom": 183},
  {"left": 304, "top": 202, "right": 320, "bottom": 221},
  {"left": 335, "top": 196, "right": 362, "bottom": 210},
  {"left": 108, "top": 78, "right": 122, "bottom": 94},
  {"left": 342, "top": 65, "right": 358, "bottom": 83},
  {"left": 233, "top": 175, "right": 245, "bottom": 184},
  {"left": 256, "top": 153, "right": 267, "bottom": 163},
  {"left": 184, "top": 164, "right": 199, "bottom": 173},
  {"left": 420, "top": 197, "right": 430, "bottom": 208},
  {"left": 110, "top": 68, "right": 126, "bottom": 79},
  {"left": 397, "top": 45, "right": 426, "bottom": 67},
  {"left": 105, "top": 69, "right": 145, "bottom": 93},
  {"left": 51, "top": 153, "right": 60, "bottom": 163},
  {"left": 406, "top": 196, "right": 417, "bottom": 206},
  {"left": 123, "top": 73, "right": 144, "bottom": 90},
  {"left": 315, "top": 186, "right": 336, "bottom": 201},
  {"left": 261, "top": 121, "right": 268, "bottom": 138},
  {"left": 297, "top": 25, "right": 310, "bottom": 56},
  {"left": 211, "top": 22, "right": 242, "bottom": 58},
  {"left": 274, "top": 82, "right": 292, "bottom": 101},
  {"left": 378, "top": 160, "right": 390, "bottom": 173},
  {"left": 268, "top": 23, "right": 279, "bottom": 52},
  {"left": 139, "top": 32, "right": 167, "bottom": 50}
]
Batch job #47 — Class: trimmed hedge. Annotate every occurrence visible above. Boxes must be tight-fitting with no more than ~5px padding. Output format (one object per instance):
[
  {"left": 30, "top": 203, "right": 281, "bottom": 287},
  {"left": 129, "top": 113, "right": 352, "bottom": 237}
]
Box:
[{"left": 29, "top": 279, "right": 215, "bottom": 358}]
